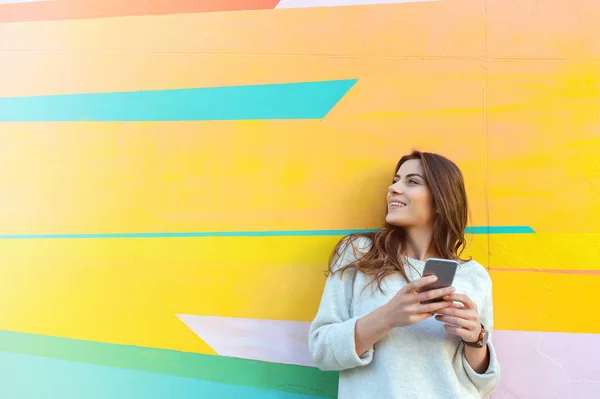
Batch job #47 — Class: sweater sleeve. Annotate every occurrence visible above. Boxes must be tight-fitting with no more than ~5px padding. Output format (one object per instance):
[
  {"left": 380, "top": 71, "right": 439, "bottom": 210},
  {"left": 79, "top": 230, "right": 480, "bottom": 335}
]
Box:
[
  {"left": 308, "top": 238, "right": 374, "bottom": 371},
  {"left": 458, "top": 273, "right": 501, "bottom": 397}
]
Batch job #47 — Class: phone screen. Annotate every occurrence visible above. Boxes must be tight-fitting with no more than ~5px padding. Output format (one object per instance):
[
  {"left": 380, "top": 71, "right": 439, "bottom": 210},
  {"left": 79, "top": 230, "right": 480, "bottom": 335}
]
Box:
[{"left": 419, "top": 258, "right": 458, "bottom": 304}]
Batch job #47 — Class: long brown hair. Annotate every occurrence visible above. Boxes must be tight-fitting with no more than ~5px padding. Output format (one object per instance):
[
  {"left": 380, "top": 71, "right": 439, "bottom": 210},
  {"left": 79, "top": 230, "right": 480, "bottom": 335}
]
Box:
[{"left": 328, "top": 150, "right": 472, "bottom": 292}]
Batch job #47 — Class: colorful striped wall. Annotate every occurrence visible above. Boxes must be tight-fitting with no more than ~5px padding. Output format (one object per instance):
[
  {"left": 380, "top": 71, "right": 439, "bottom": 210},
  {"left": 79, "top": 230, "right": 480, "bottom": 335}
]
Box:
[{"left": 0, "top": 0, "right": 598, "bottom": 397}]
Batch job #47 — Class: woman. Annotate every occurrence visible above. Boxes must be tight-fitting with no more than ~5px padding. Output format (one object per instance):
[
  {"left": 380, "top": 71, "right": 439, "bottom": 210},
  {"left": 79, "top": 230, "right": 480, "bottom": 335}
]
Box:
[{"left": 308, "top": 151, "right": 500, "bottom": 399}]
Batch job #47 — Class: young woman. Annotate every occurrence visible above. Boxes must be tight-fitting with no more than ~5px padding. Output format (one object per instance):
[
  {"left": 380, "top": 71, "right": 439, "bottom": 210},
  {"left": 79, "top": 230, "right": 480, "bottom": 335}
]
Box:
[{"left": 308, "top": 151, "right": 500, "bottom": 399}]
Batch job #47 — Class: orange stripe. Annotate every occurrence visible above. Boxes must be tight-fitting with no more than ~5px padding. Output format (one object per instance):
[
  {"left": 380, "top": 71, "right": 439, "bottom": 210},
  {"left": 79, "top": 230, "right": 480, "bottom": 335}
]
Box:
[
  {"left": 489, "top": 268, "right": 600, "bottom": 276},
  {"left": 0, "top": 0, "right": 279, "bottom": 23}
]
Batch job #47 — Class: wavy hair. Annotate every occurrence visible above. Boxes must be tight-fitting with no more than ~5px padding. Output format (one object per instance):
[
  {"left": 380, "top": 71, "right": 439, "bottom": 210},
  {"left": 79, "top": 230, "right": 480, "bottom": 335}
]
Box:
[{"left": 328, "top": 150, "right": 472, "bottom": 292}]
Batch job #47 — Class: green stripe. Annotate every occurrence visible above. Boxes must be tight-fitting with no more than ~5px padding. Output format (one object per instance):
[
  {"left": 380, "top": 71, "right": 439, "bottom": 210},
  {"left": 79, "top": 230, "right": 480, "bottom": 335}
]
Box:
[{"left": 0, "top": 330, "right": 338, "bottom": 398}]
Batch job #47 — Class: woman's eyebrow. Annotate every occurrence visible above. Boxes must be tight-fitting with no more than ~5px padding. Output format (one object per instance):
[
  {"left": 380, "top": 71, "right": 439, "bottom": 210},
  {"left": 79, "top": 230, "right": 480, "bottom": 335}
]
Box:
[{"left": 395, "top": 173, "right": 425, "bottom": 179}]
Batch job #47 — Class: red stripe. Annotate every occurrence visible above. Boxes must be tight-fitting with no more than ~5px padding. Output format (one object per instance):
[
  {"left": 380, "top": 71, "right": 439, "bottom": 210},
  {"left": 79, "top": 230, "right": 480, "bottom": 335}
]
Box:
[
  {"left": 0, "top": 0, "right": 280, "bottom": 23},
  {"left": 489, "top": 267, "right": 600, "bottom": 276}
]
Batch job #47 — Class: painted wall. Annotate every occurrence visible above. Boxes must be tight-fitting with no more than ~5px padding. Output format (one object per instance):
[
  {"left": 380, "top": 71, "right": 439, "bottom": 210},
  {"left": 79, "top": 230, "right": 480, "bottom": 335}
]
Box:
[{"left": 0, "top": 0, "right": 599, "bottom": 398}]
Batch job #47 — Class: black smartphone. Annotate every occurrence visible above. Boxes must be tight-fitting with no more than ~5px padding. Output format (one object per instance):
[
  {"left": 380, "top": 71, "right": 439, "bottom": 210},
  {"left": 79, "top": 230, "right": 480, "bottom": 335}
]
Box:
[{"left": 418, "top": 258, "right": 458, "bottom": 304}]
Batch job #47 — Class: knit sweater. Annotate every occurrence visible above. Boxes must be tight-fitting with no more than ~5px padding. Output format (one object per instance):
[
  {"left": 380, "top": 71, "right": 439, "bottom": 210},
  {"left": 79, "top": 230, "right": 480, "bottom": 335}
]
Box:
[{"left": 308, "top": 237, "right": 500, "bottom": 399}]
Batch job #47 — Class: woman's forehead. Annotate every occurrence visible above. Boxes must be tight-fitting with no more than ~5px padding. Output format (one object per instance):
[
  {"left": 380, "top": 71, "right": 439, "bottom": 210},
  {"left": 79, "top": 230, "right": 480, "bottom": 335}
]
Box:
[{"left": 397, "top": 159, "right": 423, "bottom": 175}]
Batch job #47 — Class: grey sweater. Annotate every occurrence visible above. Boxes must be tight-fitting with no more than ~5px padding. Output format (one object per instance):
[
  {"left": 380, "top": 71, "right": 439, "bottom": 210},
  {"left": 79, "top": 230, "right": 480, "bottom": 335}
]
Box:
[{"left": 308, "top": 237, "right": 500, "bottom": 398}]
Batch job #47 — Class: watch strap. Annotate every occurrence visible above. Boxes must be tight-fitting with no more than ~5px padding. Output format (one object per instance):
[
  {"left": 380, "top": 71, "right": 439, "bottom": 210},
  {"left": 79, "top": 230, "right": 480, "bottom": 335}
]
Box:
[{"left": 464, "top": 323, "right": 488, "bottom": 348}]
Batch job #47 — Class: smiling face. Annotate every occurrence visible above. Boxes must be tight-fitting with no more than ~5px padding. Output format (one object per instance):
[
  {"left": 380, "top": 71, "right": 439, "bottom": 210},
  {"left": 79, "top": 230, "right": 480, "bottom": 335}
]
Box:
[{"left": 385, "top": 158, "right": 435, "bottom": 229}]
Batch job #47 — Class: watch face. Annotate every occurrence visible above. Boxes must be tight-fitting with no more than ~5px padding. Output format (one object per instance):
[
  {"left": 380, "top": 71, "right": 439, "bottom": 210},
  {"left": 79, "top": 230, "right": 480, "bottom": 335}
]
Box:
[{"left": 481, "top": 330, "right": 489, "bottom": 346}]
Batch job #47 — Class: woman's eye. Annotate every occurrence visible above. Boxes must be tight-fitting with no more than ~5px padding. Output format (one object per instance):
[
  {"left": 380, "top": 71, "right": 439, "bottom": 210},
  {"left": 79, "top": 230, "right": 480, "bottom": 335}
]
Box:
[{"left": 409, "top": 179, "right": 418, "bottom": 184}]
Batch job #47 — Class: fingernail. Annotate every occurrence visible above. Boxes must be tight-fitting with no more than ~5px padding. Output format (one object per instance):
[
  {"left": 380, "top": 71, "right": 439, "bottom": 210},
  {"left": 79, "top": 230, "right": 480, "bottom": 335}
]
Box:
[{"left": 443, "top": 295, "right": 449, "bottom": 300}]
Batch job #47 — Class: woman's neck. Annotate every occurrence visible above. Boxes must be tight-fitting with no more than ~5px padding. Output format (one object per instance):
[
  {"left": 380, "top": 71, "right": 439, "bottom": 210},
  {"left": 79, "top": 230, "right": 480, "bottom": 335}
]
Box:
[{"left": 403, "top": 226, "right": 440, "bottom": 261}]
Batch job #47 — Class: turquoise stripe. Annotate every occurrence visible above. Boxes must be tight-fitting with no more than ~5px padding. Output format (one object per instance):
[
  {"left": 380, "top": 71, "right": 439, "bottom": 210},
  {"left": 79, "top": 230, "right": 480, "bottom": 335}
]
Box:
[
  {"left": 0, "top": 79, "right": 357, "bottom": 122},
  {"left": 0, "top": 330, "right": 337, "bottom": 398},
  {"left": 465, "top": 226, "right": 535, "bottom": 234},
  {"left": 0, "top": 351, "right": 322, "bottom": 399},
  {"left": 0, "top": 226, "right": 535, "bottom": 240},
  {"left": 0, "top": 229, "right": 375, "bottom": 239}
]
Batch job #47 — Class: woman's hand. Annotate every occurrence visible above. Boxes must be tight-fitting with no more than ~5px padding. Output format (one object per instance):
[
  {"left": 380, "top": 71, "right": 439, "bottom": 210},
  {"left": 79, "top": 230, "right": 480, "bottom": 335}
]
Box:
[
  {"left": 435, "top": 293, "right": 481, "bottom": 343},
  {"left": 354, "top": 275, "right": 456, "bottom": 357},
  {"left": 382, "top": 275, "right": 456, "bottom": 329}
]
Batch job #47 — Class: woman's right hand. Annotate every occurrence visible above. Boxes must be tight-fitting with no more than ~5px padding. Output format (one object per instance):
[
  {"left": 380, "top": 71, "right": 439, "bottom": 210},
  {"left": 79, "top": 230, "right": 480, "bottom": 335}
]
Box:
[{"left": 382, "top": 275, "right": 455, "bottom": 329}]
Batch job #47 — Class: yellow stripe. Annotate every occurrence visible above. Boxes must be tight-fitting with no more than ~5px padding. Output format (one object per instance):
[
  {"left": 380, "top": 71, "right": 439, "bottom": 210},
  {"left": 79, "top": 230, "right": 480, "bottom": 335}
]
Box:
[
  {"left": 489, "top": 233, "right": 600, "bottom": 272},
  {"left": 0, "top": 235, "right": 597, "bottom": 357},
  {"left": 486, "top": 60, "right": 600, "bottom": 233},
  {"left": 0, "top": 239, "right": 137, "bottom": 344},
  {"left": 0, "top": 1, "right": 484, "bottom": 64},
  {"left": 491, "top": 270, "right": 600, "bottom": 334},
  {"left": 0, "top": 114, "right": 492, "bottom": 234},
  {"left": 0, "top": 51, "right": 487, "bottom": 97},
  {"left": 0, "top": 50, "right": 358, "bottom": 97}
]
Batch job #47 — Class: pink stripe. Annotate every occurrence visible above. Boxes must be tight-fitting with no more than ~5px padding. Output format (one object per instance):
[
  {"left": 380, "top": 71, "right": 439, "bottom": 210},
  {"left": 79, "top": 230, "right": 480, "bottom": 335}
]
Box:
[
  {"left": 178, "top": 314, "right": 600, "bottom": 397},
  {"left": 493, "top": 330, "right": 600, "bottom": 399},
  {"left": 489, "top": 267, "right": 600, "bottom": 276}
]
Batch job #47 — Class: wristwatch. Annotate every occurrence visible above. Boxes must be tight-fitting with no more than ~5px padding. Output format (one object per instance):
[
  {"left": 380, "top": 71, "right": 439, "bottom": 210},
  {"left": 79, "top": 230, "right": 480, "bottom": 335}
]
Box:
[{"left": 464, "top": 323, "right": 489, "bottom": 348}]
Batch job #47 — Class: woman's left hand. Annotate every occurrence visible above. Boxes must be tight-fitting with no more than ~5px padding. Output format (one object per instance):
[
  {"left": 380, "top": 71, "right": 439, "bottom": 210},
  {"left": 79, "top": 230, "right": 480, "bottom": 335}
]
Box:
[{"left": 434, "top": 293, "right": 481, "bottom": 343}]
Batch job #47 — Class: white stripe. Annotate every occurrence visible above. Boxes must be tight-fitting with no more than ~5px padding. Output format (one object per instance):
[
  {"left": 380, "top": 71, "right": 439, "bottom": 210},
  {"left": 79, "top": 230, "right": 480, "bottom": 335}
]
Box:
[
  {"left": 275, "top": 0, "right": 439, "bottom": 9},
  {"left": 177, "top": 315, "right": 314, "bottom": 367}
]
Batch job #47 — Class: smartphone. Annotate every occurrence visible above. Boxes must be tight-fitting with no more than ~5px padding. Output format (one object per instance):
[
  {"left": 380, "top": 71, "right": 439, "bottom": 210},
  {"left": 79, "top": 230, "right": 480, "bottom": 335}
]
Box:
[{"left": 418, "top": 258, "right": 458, "bottom": 304}]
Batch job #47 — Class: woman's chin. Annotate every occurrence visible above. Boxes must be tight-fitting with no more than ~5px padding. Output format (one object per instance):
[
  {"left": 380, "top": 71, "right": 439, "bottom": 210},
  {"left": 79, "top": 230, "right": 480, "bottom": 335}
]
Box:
[{"left": 385, "top": 216, "right": 407, "bottom": 227}]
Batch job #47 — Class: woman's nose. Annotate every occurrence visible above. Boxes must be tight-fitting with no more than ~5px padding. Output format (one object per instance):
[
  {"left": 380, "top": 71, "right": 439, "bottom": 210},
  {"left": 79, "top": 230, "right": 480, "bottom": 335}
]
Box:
[{"left": 388, "top": 182, "right": 402, "bottom": 195}]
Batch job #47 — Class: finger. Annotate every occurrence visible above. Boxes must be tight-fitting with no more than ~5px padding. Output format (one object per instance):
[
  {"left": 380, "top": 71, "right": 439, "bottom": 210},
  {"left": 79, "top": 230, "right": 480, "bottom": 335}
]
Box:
[
  {"left": 434, "top": 314, "right": 469, "bottom": 328},
  {"left": 410, "top": 312, "right": 434, "bottom": 324},
  {"left": 412, "top": 285, "right": 456, "bottom": 304},
  {"left": 443, "top": 293, "right": 476, "bottom": 310},
  {"left": 443, "top": 325, "right": 471, "bottom": 340},
  {"left": 435, "top": 307, "right": 477, "bottom": 321},
  {"left": 415, "top": 300, "right": 453, "bottom": 315},
  {"left": 402, "top": 275, "right": 438, "bottom": 293}
]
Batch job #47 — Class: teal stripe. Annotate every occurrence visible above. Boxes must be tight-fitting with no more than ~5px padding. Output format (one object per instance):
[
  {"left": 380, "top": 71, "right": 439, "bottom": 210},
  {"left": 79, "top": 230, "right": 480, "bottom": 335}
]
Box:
[
  {"left": 0, "top": 330, "right": 338, "bottom": 398},
  {"left": 465, "top": 226, "right": 535, "bottom": 234},
  {"left": 0, "top": 226, "right": 535, "bottom": 240},
  {"left": 0, "top": 351, "right": 323, "bottom": 399},
  {"left": 0, "top": 79, "right": 357, "bottom": 122},
  {"left": 0, "top": 229, "right": 375, "bottom": 239}
]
